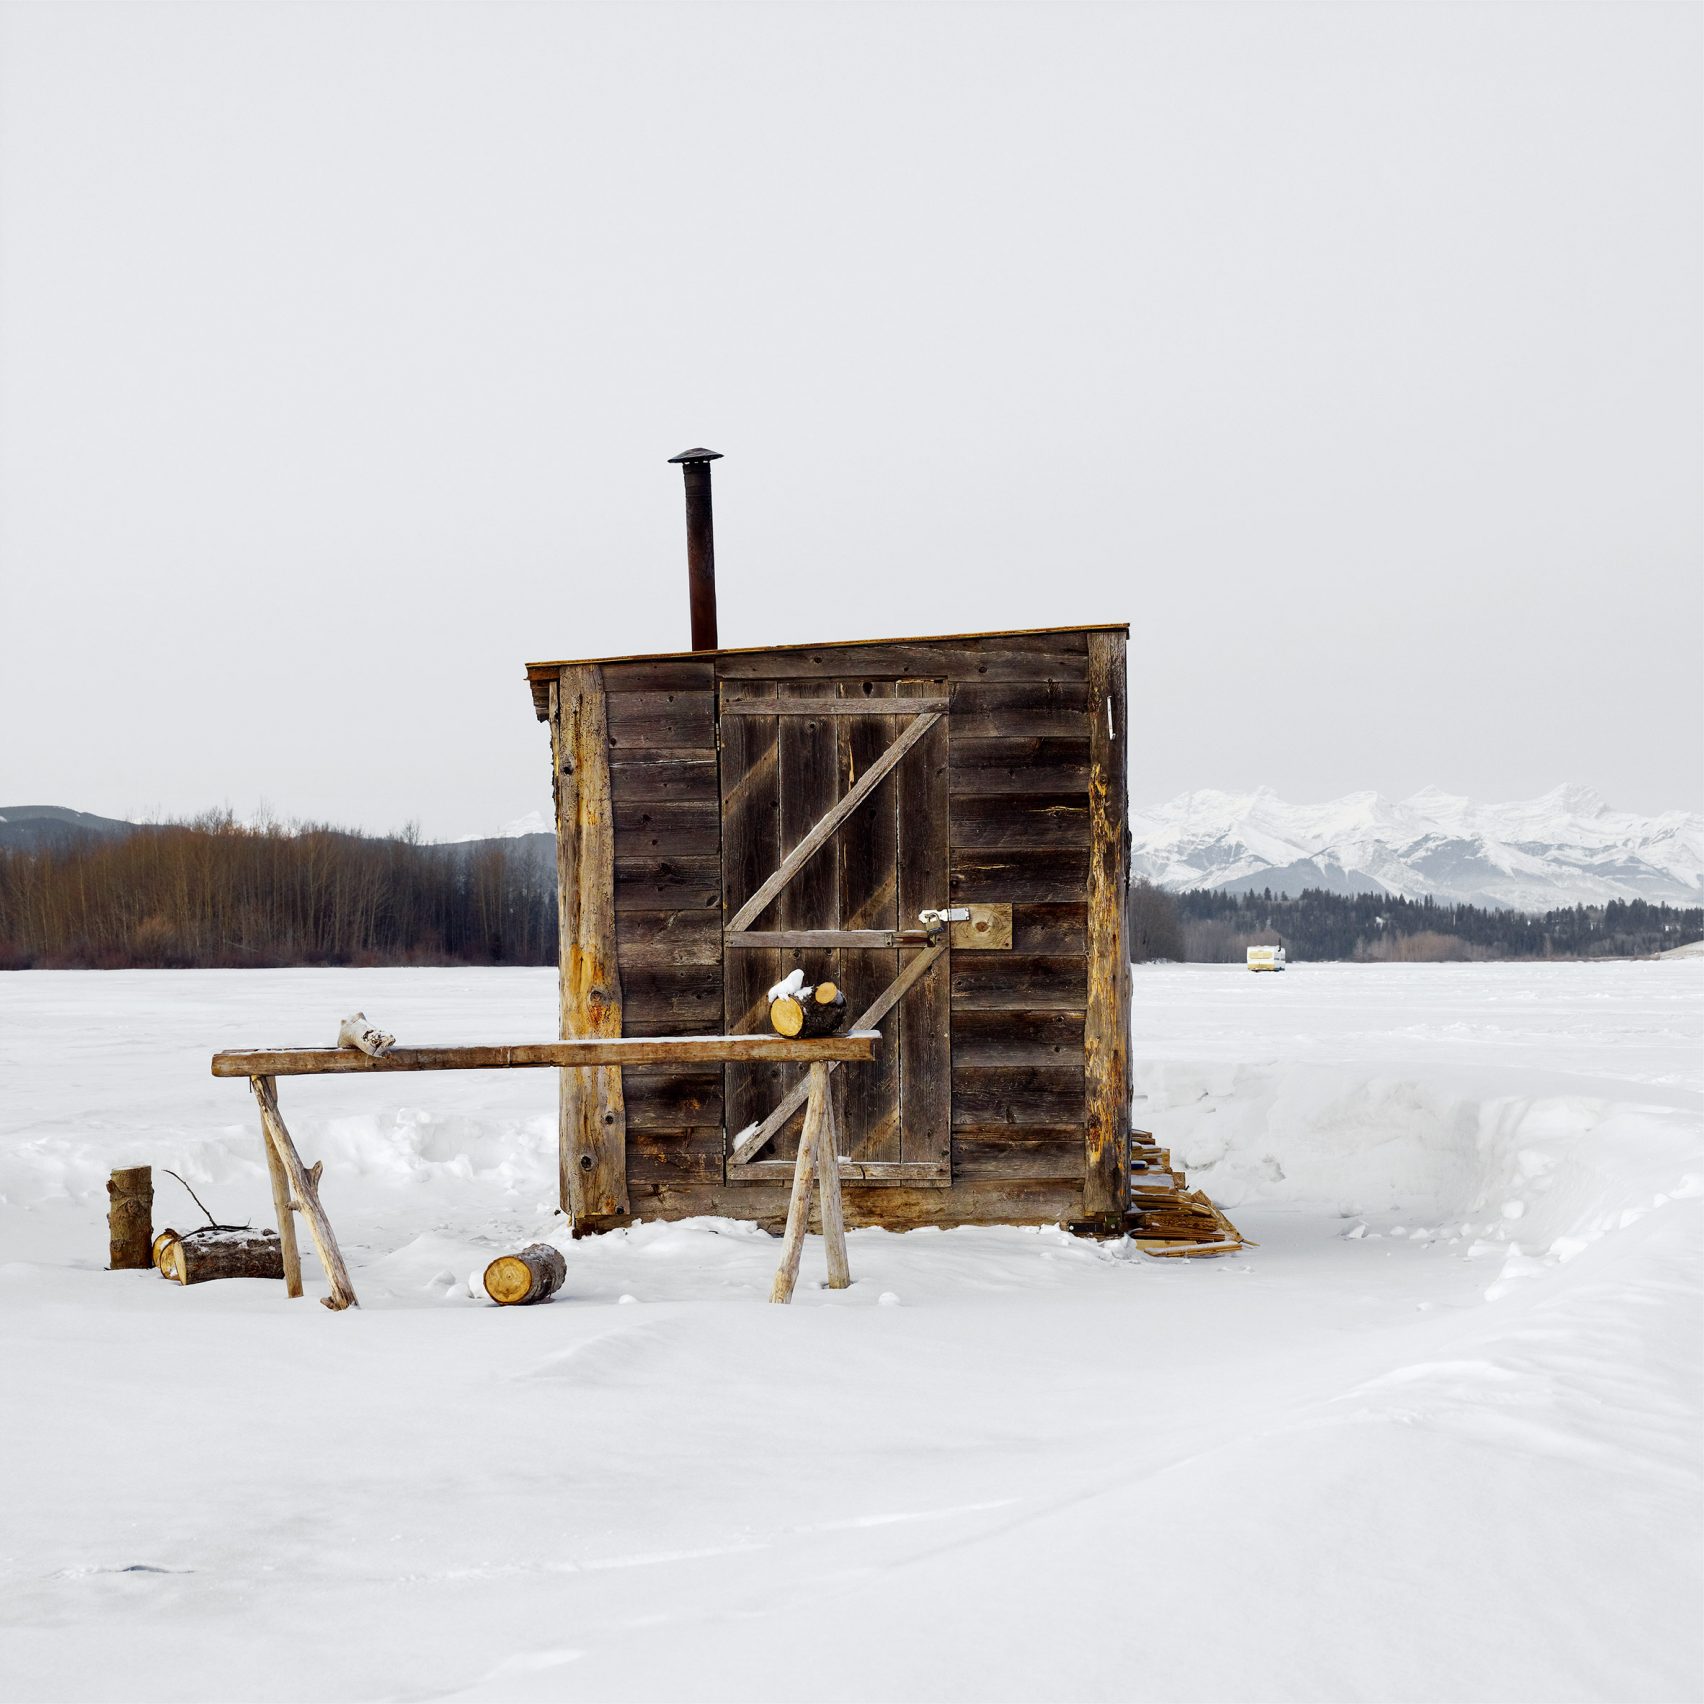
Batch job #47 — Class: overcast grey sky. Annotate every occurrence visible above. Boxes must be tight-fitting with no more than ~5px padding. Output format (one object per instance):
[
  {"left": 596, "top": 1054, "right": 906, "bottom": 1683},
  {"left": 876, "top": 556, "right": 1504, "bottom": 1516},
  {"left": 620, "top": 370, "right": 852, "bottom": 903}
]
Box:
[{"left": 1, "top": 1, "right": 1698, "bottom": 837}]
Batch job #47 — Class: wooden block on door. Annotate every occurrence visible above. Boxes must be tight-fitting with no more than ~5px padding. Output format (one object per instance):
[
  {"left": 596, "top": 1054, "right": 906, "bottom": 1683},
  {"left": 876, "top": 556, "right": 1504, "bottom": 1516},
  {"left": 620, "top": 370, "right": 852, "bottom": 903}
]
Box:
[{"left": 952, "top": 904, "right": 1012, "bottom": 950}]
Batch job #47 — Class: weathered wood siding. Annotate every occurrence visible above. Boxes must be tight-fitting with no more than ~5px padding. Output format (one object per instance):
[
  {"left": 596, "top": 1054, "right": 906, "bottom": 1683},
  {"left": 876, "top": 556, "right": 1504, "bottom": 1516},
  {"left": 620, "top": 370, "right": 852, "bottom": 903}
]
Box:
[
  {"left": 948, "top": 650, "right": 1091, "bottom": 1203},
  {"left": 603, "top": 658, "right": 724, "bottom": 1190},
  {"left": 548, "top": 626, "right": 1126, "bottom": 1229}
]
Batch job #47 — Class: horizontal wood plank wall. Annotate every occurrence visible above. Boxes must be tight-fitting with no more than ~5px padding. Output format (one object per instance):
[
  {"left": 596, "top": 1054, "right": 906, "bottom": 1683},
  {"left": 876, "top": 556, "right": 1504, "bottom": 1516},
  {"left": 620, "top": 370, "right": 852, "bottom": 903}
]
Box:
[
  {"left": 949, "top": 662, "right": 1092, "bottom": 1197},
  {"left": 603, "top": 658, "right": 724, "bottom": 1192},
  {"left": 586, "top": 630, "right": 1114, "bottom": 1227}
]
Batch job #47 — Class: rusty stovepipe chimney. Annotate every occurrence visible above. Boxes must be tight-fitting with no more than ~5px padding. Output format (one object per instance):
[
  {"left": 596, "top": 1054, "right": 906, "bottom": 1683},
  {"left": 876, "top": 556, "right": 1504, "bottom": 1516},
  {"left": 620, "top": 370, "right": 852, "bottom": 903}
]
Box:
[{"left": 669, "top": 447, "right": 722, "bottom": 651}]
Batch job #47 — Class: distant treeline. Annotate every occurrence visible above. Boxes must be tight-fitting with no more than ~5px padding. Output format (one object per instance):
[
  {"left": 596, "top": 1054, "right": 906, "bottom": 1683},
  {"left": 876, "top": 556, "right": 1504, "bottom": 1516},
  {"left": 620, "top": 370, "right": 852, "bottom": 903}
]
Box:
[
  {"left": 1150, "top": 884, "right": 1702, "bottom": 964},
  {"left": 0, "top": 814, "right": 556, "bottom": 969},
  {"left": 4, "top": 816, "right": 1698, "bottom": 970}
]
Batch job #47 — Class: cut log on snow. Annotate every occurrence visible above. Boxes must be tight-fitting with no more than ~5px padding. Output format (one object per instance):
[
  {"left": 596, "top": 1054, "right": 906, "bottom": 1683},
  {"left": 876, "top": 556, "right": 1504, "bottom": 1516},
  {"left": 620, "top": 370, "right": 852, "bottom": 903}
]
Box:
[
  {"left": 336, "top": 1012, "right": 395, "bottom": 1056},
  {"left": 483, "top": 1243, "right": 567, "bottom": 1305},
  {"left": 107, "top": 1166, "right": 153, "bottom": 1270},
  {"left": 155, "top": 1226, "right": 285, "bottom": 1285},
  {"left": 770, "top": 981, "right": 848, "bottom": 1039}
]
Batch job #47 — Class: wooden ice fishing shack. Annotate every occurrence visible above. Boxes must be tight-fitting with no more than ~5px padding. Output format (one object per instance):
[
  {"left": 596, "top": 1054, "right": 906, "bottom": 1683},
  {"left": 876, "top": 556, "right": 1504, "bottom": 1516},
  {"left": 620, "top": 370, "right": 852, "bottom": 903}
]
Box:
[{"left": 526, "top": 621, "right": 1133, "bottom": 1236}]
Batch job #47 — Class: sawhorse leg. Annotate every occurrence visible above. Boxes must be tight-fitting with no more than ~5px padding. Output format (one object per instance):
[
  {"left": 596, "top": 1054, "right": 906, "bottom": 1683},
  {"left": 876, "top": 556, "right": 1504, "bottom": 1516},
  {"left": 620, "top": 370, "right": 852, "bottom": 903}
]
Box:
[
  {"left": 769, "top": 1061, "right": 851, "bottom": 1303},
  {"left": 250, "top": 1075, "right": 359, "bottom": 1310}
]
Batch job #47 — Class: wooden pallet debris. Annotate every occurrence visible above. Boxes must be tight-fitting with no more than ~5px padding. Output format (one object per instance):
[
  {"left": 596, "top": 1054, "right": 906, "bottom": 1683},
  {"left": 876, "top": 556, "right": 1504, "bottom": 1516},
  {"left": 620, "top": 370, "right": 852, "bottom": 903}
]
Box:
[{"left": 1126, "top": 1130, "right": 1249, "bottom": 1257}]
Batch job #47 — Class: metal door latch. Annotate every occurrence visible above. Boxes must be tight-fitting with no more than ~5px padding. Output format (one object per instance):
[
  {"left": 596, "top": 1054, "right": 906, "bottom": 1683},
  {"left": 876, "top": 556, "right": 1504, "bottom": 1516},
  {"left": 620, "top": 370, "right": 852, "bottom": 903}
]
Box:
[{"left": 917, "top": 907, "right": 971, "bottom": 942}]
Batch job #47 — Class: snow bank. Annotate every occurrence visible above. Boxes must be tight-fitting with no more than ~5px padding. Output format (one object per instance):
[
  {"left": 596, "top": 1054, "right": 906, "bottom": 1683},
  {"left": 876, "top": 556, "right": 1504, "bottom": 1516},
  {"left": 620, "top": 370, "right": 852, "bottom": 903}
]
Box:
[
  {"left": 1136, "top": 960, "right": 1702, "bottom": 1287},
  {"left": 0, "top": 962, "right": 1698, "bottom": 1704}
]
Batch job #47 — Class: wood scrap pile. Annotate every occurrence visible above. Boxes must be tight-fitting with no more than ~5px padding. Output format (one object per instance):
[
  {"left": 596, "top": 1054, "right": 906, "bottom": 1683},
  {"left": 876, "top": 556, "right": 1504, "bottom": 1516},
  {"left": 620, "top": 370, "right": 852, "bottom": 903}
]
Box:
[{"left": 1126, "top": 1129, "right": 1248, "bottom": 1257}]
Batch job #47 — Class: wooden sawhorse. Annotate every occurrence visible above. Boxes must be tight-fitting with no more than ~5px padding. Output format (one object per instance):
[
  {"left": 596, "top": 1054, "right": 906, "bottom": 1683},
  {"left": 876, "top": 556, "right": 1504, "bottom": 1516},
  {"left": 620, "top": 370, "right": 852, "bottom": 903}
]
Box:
[{"left": 211, "top": 1032, "right": 881, "bottom": 1310}]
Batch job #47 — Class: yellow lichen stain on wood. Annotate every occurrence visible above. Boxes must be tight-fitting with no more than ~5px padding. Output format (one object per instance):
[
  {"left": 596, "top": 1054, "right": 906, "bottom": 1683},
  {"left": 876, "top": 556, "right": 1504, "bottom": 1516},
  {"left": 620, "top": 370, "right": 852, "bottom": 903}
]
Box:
[{"left": 554, "top": 665, "right": 629, "bottom": 1224}]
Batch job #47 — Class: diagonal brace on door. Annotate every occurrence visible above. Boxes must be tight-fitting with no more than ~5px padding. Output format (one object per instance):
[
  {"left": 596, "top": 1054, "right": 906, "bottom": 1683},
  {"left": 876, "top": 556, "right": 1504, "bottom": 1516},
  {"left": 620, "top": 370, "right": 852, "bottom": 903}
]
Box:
[
  {"left": 727, "top": 939, "right": 947, "bottom": 1167},
  {"left": 724, "top": 709, "right": 942, "bottom": 935}
]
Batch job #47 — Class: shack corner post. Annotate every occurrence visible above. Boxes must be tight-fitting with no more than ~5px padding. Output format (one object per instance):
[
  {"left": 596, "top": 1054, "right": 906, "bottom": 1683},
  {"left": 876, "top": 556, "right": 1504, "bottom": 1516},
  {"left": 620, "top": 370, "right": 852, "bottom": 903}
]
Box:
[{"left": 551, "top": 662, "right": 629, "bottom": 1233}]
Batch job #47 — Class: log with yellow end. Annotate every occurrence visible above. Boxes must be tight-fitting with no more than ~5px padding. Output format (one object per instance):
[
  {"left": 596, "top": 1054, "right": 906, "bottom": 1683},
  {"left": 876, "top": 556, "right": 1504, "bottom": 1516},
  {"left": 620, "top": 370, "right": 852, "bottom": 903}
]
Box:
[
  {"left": 482, "top": 1243, "right": 567, "bottom": 1306},
  {"left": 769, "top": 980, "right": 848, "bottom": 1039}
]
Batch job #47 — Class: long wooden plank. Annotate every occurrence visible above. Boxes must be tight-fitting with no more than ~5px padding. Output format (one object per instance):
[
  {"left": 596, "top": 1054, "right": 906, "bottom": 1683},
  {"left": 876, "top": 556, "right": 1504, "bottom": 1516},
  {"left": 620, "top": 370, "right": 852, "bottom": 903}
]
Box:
[
  {"left": 951, "top": 849, "right": 1090, "bottom": 903},
  {"left": 554, "top": 666, "right": 629, "bottom": 1224},
  {"left": 821, "top": 680, "right": 896, "bottom": 1167},
  {"left": 605, "top": 689, "right": 717, "bottom": 727},
  {"left": 767, "top": 679, "right": 845, "bottom": 1163},
  {"left": 631, "top": 1176, "right": 1085, "bottom": 1230},
  {"left": 617, "top": 962, "right": 723, "bottom": 1030},
  {"left": 952, "top": 1007, "right": 1084, "bottom": 1043},
  {"left": 600, "top": 658, "right": 715, "bottom": 693},
  {"left": 722, "top": 698, "right": 948, "bottom": 717},
  {"left": 727, "top": 1159, "right": 950, "bottom": 1185},
  {"left": 605, "top": 708, "right": 717, "bottom": 749},
  {"left": 1008, "top": 903, "right": 1089, "bottom": 954},
  {"left": 951, "top": 1064, "right": 1085, "bottom": 1127},
  {"left": 614, "top": 856, "right": 722, "bottom": 912},
  {"left": 614, "top": 798, "right": 721, "bottom": 855},
  {"left": 950, "top": 954, "right": 1087, "bottom": 1010},
  {"left": 898, "top": 677, "right": 951, "bottom": 1176},
  {"left": 720, "top": 681, "right": 784, "bottom": 1163},
  {"left": 213, "top": 1032, "right": 882, "bottom": 1077},
  {"left": 618, "top": 910, "right": 723, "bottom": 948},
  {"left": 1083, "top": 628, "right": 1131, "bottom": 1223},
  {"left": 952, "top": 1132, "right": 1085, "bottom": 1182},
  {"left": 949, "top": 735, "right": 1091, "bottom": 770},
  {"left": 726, "top": 928, "right": 924, "bottom": 949},
  {"left": 716, "top": 642, "right": 1089, "bottom": 681},
  {"left": 526, "top": 629, "right": 1110, "bottom": 718},
  {"left": 623, "top": 1067, "right": 722, "bottom": 1130},
  {"left": 949, "top": 762, "right": 1092, "bottom": 799},
  {"left": 950, "top": 795, "right": 1090, "bottom": 851},
  {"left": 726, "top": 944, "right": 945, "bottom": 1166},
  {"left": 725, "top": 710, "right": 941, "bottom": 933},
  {"left": 627, "top": 1129, "right": 726, "bottom": 1185},
  {"left": 949, "top": 708, "right": 1087, "bottom": 740},
  {"left": 608, "top": 752, "right": 719, "bottom": 803},
  {"left": 949, "top": 681, "right": 1091, "bottom": 715}
]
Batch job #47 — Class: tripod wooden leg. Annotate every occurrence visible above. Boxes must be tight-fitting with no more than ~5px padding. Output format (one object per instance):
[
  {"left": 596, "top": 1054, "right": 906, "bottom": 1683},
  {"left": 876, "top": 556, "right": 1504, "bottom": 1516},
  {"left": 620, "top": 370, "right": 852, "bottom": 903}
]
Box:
[
  {"left": 769, "top": 1065, "right": 829, "bottom": 1304},
  {"left": 814, "top": 1066, "right": 850, "bottom": 1290},
  {"left": 255, "top": 1078, "right": 304, "bottom": 1298},
  {"left": 252, "top": 1076, "right": 358, "bottom": 1311}
]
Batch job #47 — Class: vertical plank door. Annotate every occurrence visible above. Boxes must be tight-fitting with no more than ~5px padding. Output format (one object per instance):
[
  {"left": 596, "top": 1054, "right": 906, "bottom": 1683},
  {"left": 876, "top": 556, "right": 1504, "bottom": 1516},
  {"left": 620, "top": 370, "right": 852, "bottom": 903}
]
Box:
[{"left": 720, "top": 677, "right": 950, "bottom": 1184}]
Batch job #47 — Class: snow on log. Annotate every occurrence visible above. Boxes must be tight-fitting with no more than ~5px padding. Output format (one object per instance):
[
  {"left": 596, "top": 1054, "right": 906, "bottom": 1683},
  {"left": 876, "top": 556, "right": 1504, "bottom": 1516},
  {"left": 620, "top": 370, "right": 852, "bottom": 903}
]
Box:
[
  {"left": 107, "top": 1166, "right": 153, "bottom": 1270},
  {"left": 770, "top": 980, "right": 848, "bottom": 1039},
  {"left": 336, "top": 1013, "right": 395, "bottom": 1057},
  {"left": 154, "top": 1226, "right": 285, "bottom": 1285},
  {"left": 482, "top": 1243, "right": 567, "bottom": 1306}
]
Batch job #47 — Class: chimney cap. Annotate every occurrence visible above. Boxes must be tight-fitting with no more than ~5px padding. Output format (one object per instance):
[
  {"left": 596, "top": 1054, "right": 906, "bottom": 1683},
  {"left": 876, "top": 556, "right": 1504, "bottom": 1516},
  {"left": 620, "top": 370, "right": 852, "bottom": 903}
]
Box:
[{"left": 668, "top": 447, "right": 723, "bottom": 465}]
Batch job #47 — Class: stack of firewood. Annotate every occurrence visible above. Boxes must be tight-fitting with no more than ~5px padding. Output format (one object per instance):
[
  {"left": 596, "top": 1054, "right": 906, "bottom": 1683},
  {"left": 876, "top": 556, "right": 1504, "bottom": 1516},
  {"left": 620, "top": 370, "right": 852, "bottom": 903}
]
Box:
[
  {"left": 1126, "top": 1131, "right": 1248, "bottom": 1257},
  {"left": 767, "top": 969, "right": 848, "bottom": 1039}
]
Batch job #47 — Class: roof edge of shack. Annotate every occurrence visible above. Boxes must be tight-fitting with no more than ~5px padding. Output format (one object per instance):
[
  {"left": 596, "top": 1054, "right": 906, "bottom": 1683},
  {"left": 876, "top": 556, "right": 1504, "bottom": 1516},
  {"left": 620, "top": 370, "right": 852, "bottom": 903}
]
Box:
[{"left": 523, "top": 622, "right": 1131, "bottom": 721}]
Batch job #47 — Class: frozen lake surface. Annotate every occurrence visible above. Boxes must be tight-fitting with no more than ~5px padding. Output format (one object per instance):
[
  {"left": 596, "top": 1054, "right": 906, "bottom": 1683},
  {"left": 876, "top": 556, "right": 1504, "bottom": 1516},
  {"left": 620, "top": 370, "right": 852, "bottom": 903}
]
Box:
[{"left": 1, "top": 962, "right": 1699, "bottom": 1703}]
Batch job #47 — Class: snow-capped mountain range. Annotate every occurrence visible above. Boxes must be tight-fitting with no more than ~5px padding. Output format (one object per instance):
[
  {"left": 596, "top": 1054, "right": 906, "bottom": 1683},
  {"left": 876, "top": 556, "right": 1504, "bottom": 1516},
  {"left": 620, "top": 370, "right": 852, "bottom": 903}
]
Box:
[{"left": 1131, "top": 785, "right": 1703, "bottom": 911}]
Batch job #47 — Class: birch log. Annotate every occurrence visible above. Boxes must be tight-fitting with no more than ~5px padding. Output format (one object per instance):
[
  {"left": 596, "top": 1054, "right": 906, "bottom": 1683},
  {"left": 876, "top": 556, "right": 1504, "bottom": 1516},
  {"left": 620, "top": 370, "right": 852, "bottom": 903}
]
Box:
[{"left": 336, "top": 1013, "right": 395, "bottom": 1056}]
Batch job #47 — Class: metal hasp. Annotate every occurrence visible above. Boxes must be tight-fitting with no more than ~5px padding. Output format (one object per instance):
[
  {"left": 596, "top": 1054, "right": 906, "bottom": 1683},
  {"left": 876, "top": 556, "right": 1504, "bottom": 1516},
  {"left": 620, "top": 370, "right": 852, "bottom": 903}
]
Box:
[{"left": 669, "top": 446, "right": 723, "bottom": 651}]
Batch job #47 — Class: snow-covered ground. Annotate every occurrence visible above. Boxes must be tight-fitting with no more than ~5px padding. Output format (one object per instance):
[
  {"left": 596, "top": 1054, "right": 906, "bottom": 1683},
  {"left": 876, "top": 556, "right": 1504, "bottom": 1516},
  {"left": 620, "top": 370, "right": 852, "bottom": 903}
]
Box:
[{"left": 1, "top": 963, "right": 1699, "bottom": 1704}]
